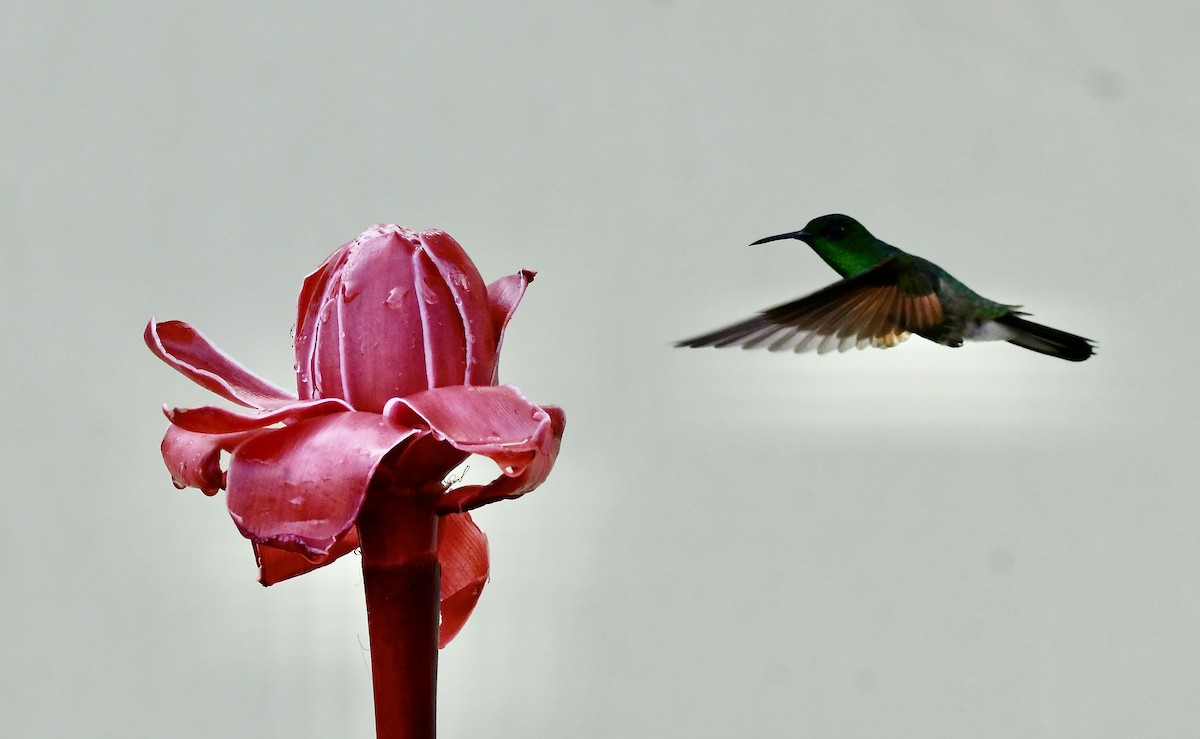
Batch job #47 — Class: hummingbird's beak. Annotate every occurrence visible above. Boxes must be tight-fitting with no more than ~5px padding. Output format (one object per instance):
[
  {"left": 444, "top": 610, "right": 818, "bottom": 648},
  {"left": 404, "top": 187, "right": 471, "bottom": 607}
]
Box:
[{"left": 750, "top": 230, "right": 810, "bottom": 246}]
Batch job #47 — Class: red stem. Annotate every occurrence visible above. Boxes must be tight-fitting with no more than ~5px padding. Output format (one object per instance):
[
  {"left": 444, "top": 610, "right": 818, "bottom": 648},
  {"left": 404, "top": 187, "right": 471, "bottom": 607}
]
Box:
[{"left": 357, "top": 483, "right": 441, "bottom": 739}]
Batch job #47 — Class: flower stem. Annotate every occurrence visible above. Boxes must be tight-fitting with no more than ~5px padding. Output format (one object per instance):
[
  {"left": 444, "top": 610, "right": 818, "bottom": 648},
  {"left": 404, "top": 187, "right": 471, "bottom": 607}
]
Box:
[{"left": 358, "top": 483, "right": 441, "bottom": 739}]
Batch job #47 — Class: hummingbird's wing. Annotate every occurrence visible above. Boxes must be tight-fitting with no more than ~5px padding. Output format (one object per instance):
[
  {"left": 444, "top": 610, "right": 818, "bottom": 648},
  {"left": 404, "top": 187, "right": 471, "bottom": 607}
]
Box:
[{"left": 675, "top": 257, "right": 944, "bottom": 354}]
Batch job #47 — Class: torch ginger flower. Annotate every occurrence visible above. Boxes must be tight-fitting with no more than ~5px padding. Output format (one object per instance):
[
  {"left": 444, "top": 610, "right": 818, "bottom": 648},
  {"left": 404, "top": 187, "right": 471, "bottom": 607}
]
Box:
[{"left": 146, "top": 225, "right": 565, "bottom": 737}]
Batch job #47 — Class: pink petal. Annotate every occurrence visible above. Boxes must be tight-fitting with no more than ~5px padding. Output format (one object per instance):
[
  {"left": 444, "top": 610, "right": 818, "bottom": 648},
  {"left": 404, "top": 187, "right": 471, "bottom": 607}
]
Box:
[
  {"left": 254, "top": 527, "right": 361, "bottom": 586},
  {"left": 381, "top": 385, "right": 564, "bottom": 513},
  {"left": 166, "top": 397, "right": 353, "bottom": 434},
  {"left": 294, "top": 244, "right": 350, "bottom": 403},
  {"left": 226, "top": 412, "right": 418, "bottom": 558},
  {"left": 383, "top": 385, "right": 553, "bottom": 473},
  {"left": 160, "top": 424, "right": 260, "bottom": 495},
  {"left": 413, "top": 229, "right": 498, "bottom": 389},
  {"left": 145, "top": 319, "right": 296, "bottom": 410},
  {"left": 437, "top": 512, "right": 488, "bottom": 647},
  {"left": 437, "top": 405, "right": 565, "bottom": 514},
  {"left": 485, "top": 270, "right": 535, "bottom": 383},
  {"left": 294, "top": 242, "right": 351, "bottom": 401}
]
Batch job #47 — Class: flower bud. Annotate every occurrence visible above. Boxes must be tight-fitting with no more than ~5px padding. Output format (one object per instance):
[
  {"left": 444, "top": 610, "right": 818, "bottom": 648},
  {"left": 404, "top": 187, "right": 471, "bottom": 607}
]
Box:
[{"left": 294, "top": 226, "right": 498, "bottom": 412}]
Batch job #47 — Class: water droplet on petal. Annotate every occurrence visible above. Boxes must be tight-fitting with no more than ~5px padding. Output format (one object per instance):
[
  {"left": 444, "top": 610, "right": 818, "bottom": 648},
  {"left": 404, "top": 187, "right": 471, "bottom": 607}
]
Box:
[{"left": 385, "top": 287, "right": 407, "bottom": 309}]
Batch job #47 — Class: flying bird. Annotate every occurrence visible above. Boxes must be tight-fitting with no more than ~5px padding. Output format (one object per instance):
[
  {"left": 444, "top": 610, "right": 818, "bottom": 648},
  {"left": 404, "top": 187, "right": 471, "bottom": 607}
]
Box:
[{"left": 675, "top": 214, "right": 1095, "bottom": 361}]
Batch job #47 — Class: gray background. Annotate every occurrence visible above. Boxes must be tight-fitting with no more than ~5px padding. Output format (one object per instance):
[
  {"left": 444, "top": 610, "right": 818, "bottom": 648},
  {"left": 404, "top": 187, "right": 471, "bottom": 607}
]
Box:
[{"left": 4, "top": 2, "right": 1198, "bottom": 737}]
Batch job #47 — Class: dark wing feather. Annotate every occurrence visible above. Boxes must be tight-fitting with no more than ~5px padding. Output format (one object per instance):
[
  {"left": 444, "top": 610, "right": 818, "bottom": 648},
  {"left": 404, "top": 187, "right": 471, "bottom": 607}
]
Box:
[{"left": 675, "top": 257, "right": 944, "bottom": 354}]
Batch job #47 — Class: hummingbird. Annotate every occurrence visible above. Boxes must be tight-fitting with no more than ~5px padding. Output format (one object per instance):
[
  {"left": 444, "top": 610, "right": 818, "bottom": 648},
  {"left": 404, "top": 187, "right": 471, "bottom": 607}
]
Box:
[{"left": 676, "top": 214, "right": 1095, "bottom": 361}]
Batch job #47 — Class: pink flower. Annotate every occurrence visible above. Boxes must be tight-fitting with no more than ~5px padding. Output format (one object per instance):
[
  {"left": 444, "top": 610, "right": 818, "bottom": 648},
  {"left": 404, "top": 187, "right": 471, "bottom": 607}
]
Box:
[{"left": 147, "top": 225, "right": 564, "bottom": 646}]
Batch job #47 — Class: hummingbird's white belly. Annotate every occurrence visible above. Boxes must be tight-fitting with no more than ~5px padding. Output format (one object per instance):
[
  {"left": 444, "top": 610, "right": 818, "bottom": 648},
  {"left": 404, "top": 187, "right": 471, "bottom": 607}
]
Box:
[{"left": 967, "top": 319, "right": 1017, "bottom": 342}]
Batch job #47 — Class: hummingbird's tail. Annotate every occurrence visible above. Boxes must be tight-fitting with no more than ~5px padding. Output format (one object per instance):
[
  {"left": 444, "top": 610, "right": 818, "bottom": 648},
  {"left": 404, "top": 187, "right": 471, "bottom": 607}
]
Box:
[{"left": 994, "top": 313, "right": 1095, "bottom": 362}]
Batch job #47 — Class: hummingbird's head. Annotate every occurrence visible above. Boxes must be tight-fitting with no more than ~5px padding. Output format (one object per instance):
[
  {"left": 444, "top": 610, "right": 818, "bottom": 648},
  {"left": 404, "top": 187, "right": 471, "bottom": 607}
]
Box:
[{"left": 750, "top": 213, "right": 870, "bottom": 247}]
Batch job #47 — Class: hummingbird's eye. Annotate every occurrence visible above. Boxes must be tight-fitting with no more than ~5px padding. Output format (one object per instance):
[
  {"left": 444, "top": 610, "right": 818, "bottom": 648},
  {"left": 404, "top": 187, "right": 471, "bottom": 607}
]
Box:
[{"left": 828, "top": 224, "right": 846, "bottom": 238}]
